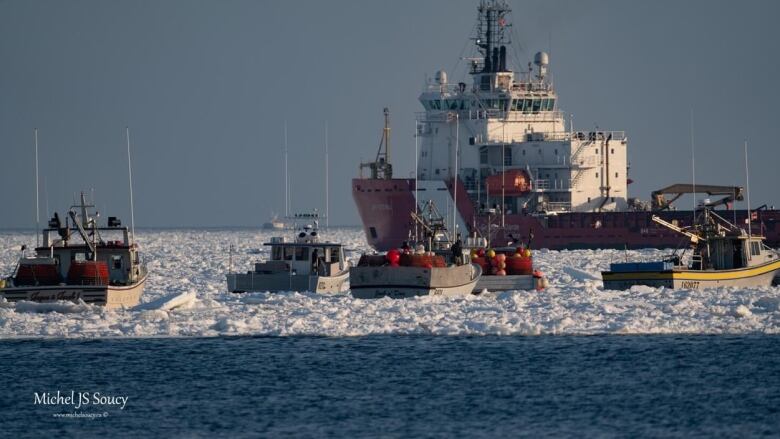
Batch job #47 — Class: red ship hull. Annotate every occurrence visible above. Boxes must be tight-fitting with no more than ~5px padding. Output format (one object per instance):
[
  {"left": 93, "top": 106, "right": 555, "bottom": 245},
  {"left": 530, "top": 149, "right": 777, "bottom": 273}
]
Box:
[{"left": 353, "top": 178, "right": 780, "bottom": 251}]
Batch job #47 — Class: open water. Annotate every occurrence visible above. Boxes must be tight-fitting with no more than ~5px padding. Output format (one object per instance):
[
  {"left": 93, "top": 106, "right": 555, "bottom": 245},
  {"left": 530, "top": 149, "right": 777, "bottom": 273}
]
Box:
[{"left": 1, "top": 335, "right": 778, "bottom": 438}]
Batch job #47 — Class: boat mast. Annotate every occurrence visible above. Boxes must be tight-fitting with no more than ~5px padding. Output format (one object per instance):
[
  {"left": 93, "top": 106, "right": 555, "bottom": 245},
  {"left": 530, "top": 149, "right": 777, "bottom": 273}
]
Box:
[
  {"left": 126, "top": 127, "right": 136, "bottom": 246},
  {"left": 415, "top": 119, "right": 419, "bottom": 242},
  {"left": 454, "top": 113, "right": 459, "bottom": 238},
  {"left": 34, "top": 128, "right": 40, "bottom": 248},
  {"left": 690, "top": 109, "right": 696, "bottom": 223},
  {"left": 325, "top": 121, "right": 329, "bottom": 229},
  {"left": 284, "top": 121, "right": 289, "bottom": 217},
  {"left": 744, "top": 139, "right": 752, "bottom": 241}
]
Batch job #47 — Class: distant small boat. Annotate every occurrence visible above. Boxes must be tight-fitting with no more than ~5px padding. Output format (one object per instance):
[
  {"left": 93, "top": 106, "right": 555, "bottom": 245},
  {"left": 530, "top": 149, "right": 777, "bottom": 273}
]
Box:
[
  {"left": 228, "top": 212, "right": 349, "bottom": 294},
  {"left": 262, "top": 214, "right": 285, "bottom": 230},
  {"left": 602, "top": 208, "right": 780, "bottom": 290},
  {"left": 0, "top": 193, "right": 147, "bottom": 308}
]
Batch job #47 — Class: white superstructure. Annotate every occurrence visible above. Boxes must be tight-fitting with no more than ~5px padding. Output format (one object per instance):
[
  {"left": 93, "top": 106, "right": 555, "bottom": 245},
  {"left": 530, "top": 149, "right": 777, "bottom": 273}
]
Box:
[{"left": 416, "top": 0, "right": 628, "bottom": 215}]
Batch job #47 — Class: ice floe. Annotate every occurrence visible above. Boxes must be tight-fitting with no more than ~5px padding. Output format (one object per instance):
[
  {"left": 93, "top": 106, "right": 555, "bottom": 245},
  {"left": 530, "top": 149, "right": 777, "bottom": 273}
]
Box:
[{"left": 0, "top": 228, "right": 778, "bottom": 338}]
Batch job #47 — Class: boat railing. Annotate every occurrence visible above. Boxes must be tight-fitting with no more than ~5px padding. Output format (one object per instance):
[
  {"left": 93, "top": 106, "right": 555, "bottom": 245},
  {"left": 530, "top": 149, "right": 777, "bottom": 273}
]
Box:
[{"left": 690, "top": 254, "right": 704, "bottom": 270}]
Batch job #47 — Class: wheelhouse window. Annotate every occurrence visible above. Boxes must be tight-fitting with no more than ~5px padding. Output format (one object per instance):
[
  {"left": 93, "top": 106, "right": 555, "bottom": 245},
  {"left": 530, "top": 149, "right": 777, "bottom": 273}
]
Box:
[
  {"left": 283, "top": 247, "right": 295, "bottom": 261},
  {"left": 504, "top": 146, "right": 512, "bottom": 166},
  {"left": 111, "top": 255, "right": 122, "bottom": 270},
  {"left": 295, "top": 247, "right": 310, "bottom": 261},
  {"left": 750, "top": 241, "right": 761, "bottom": 256},
  {"left": 532, "top": 99, "right": 542, "bottom": 113}
]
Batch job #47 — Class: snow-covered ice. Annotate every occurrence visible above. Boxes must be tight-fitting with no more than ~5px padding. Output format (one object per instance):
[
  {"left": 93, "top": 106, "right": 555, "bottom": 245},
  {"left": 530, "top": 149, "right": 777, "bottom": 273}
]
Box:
[{"left": 1, "top": 228, "right": 779, "bottom": 338}]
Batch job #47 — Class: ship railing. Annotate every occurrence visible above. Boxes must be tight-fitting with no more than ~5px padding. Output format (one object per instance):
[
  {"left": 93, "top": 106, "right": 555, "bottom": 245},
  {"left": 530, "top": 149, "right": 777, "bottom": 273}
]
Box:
[
  {"left": 571, "top": 130, "right": 626, "bottom": 142},
  {"left": 535, "top": 179, "right": 550, "bottom": 190},
  {"left": 415, "top": 110, "right": 566, "bottom": 123},
  {"left": 544, "top": 202, "right": 572, "bottom": 212},
  {"left": 534, "top": 179, "right": 571, "bottom": 191}
]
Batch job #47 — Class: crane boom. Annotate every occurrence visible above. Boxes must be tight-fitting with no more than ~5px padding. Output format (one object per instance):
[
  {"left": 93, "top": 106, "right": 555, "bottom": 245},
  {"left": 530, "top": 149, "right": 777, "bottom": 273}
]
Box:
[{"left": 651, "top": 215, "right": 704, "bottom": 244}]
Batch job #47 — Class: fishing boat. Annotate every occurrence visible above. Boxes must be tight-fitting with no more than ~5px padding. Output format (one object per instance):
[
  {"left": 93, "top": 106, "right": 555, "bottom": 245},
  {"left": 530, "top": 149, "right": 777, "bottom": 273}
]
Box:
[
  {"left": 0, "top": 193, "right": 147, "bottom": 308},
  {"left": 602, "top": 207, "right": 780, "bottom": 290},
  {"left": 227, "top": 212, "right": 349, "bottom": 294},
  {"left": 350, "top": 203, "right": 482, "bottom": 299},
  {"left": 350, "top": 249, "right": 481, "bottom": 299}
]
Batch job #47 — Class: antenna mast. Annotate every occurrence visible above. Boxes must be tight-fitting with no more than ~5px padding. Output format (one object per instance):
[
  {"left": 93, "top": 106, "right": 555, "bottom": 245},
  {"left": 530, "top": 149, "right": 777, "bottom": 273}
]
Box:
[
  {"left": 126, "top": 127, "right": 136, "bottom": 246},
  {"left": 34, "top": 128, "right": 40, "bottom": 247}
]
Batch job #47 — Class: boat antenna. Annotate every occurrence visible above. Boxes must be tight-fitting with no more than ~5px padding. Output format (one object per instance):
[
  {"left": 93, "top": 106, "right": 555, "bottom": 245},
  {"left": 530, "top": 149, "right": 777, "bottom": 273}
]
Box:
[
  {"left": 744, "top": 139, "right": 752, "bottom": 240},
  {"left": 325, "top": 121, "right": 329, "bottom": 229},
  {"left": 284, "top": 121, "right": 289, "bottom": 217},
  {"left": 34, "top": 128, "right": 40, "bottom": 248},
  {"left": 126, "top": 127, "right": 136, "bottom": 246},
  {"left": 690, "top": 108, "right": 696, "bottom": 222}
]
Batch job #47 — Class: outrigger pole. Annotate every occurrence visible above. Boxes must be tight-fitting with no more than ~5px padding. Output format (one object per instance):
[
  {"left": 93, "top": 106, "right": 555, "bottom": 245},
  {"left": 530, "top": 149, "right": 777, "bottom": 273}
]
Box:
[{"left": 126, "top": 127, "right": 136, "bottom": 246}]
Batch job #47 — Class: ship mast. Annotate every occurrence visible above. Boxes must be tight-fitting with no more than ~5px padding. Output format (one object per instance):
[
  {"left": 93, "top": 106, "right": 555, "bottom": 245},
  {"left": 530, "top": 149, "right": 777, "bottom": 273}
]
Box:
[
  {"left": 472, "top": 0, "right": 511, "bottom": 75},
  {"left": 359, "top": 108, "right": 393, "bottom": 179}
]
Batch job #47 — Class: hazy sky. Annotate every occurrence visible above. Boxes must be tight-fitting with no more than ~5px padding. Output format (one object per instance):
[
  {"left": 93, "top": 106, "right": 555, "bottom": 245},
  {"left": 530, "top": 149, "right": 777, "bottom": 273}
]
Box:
[{"left": 2, "top": 0, "right": 779, "bottom": 228}]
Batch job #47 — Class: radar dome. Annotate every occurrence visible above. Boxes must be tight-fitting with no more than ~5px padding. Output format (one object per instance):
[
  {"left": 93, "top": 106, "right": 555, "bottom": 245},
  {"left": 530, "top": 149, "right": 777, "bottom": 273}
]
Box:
[
  {"left": 533, "top": 51, "right": 549, "bottom": 67},
  {"left": 435, "top": 70, "right": 448, "bottom": 85}
]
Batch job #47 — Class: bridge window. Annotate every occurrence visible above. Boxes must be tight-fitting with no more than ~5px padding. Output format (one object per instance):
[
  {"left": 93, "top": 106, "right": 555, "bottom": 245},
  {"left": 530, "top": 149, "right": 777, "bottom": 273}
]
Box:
[
  {"left": 546, "top": 99, "right": 555, "bottom": 111},
  {"left": 532, "top": 99, "right": 542, "bottom": 113},
  {"left": 541, "top": 99, "right": 549, "bottom": 111},
  {"left": 504, "top": 146, "right": 512, "bottom": 165},
  {"left": 750, "top": 241, "right": 761, "bottom": 256}
]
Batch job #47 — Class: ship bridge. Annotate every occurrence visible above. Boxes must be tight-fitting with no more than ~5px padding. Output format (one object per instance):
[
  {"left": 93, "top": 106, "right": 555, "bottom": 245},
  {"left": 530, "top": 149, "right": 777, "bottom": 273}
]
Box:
[{"left": 415, "top": 0, "right": 628, "bottom": 216}]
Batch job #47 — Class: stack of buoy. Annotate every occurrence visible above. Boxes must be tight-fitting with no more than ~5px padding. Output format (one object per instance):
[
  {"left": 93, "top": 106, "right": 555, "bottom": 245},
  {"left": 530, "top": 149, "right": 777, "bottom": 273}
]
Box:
[
  {"left": 470, "top": 246, "right": 534, "bottom": 276},
  {"left": 67, "top": 261, "right": 109, "bottom": 285},
  {"left": 15, "top": 262, "right": 60, "bottom": 286},
  {"left": 387, "top": 248, "right": 446, "bottom": 269}
]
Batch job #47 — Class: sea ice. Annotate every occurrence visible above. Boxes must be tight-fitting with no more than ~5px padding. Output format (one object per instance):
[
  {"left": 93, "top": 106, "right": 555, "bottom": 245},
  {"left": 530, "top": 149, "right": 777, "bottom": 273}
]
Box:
[{"left": 0, "top": 228, "right": 779, "bottom": 338}]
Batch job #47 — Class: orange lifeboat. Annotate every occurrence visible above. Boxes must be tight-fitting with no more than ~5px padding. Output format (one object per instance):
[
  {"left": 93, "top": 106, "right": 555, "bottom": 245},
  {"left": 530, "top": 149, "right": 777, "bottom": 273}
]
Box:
[{"left": 485, "top": 170, "right": 532, "bottom": 196}]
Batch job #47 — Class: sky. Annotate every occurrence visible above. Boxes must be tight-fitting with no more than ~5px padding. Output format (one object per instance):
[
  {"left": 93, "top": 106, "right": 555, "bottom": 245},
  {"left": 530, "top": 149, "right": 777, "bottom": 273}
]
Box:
[{"left": 1, "top": 0, "right": 779, "bottom": 228}]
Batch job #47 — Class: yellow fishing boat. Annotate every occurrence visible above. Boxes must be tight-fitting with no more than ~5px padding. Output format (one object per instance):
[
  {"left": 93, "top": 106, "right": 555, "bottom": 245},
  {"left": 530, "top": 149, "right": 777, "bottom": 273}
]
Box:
[{"left": 602, "top": 208, "right": 780, "bottom": 290}]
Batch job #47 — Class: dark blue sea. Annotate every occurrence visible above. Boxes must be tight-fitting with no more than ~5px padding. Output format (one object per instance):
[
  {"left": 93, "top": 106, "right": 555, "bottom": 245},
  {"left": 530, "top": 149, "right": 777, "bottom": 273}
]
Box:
[{"left": 1, "top": 335, "right": 778, "bottom": 438}]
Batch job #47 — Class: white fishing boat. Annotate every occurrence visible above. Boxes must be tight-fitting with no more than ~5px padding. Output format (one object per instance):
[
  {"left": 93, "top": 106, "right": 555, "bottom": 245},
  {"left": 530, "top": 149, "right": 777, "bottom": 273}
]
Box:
[
  {"left": 227, "top": 212, "right": 349, "bottom": 294},
  {"left": 350, "top": 203, "right": 482, "bottom": 299},
  {"left": 1, "top": 193, "right": 147, "bottom": 308}
]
